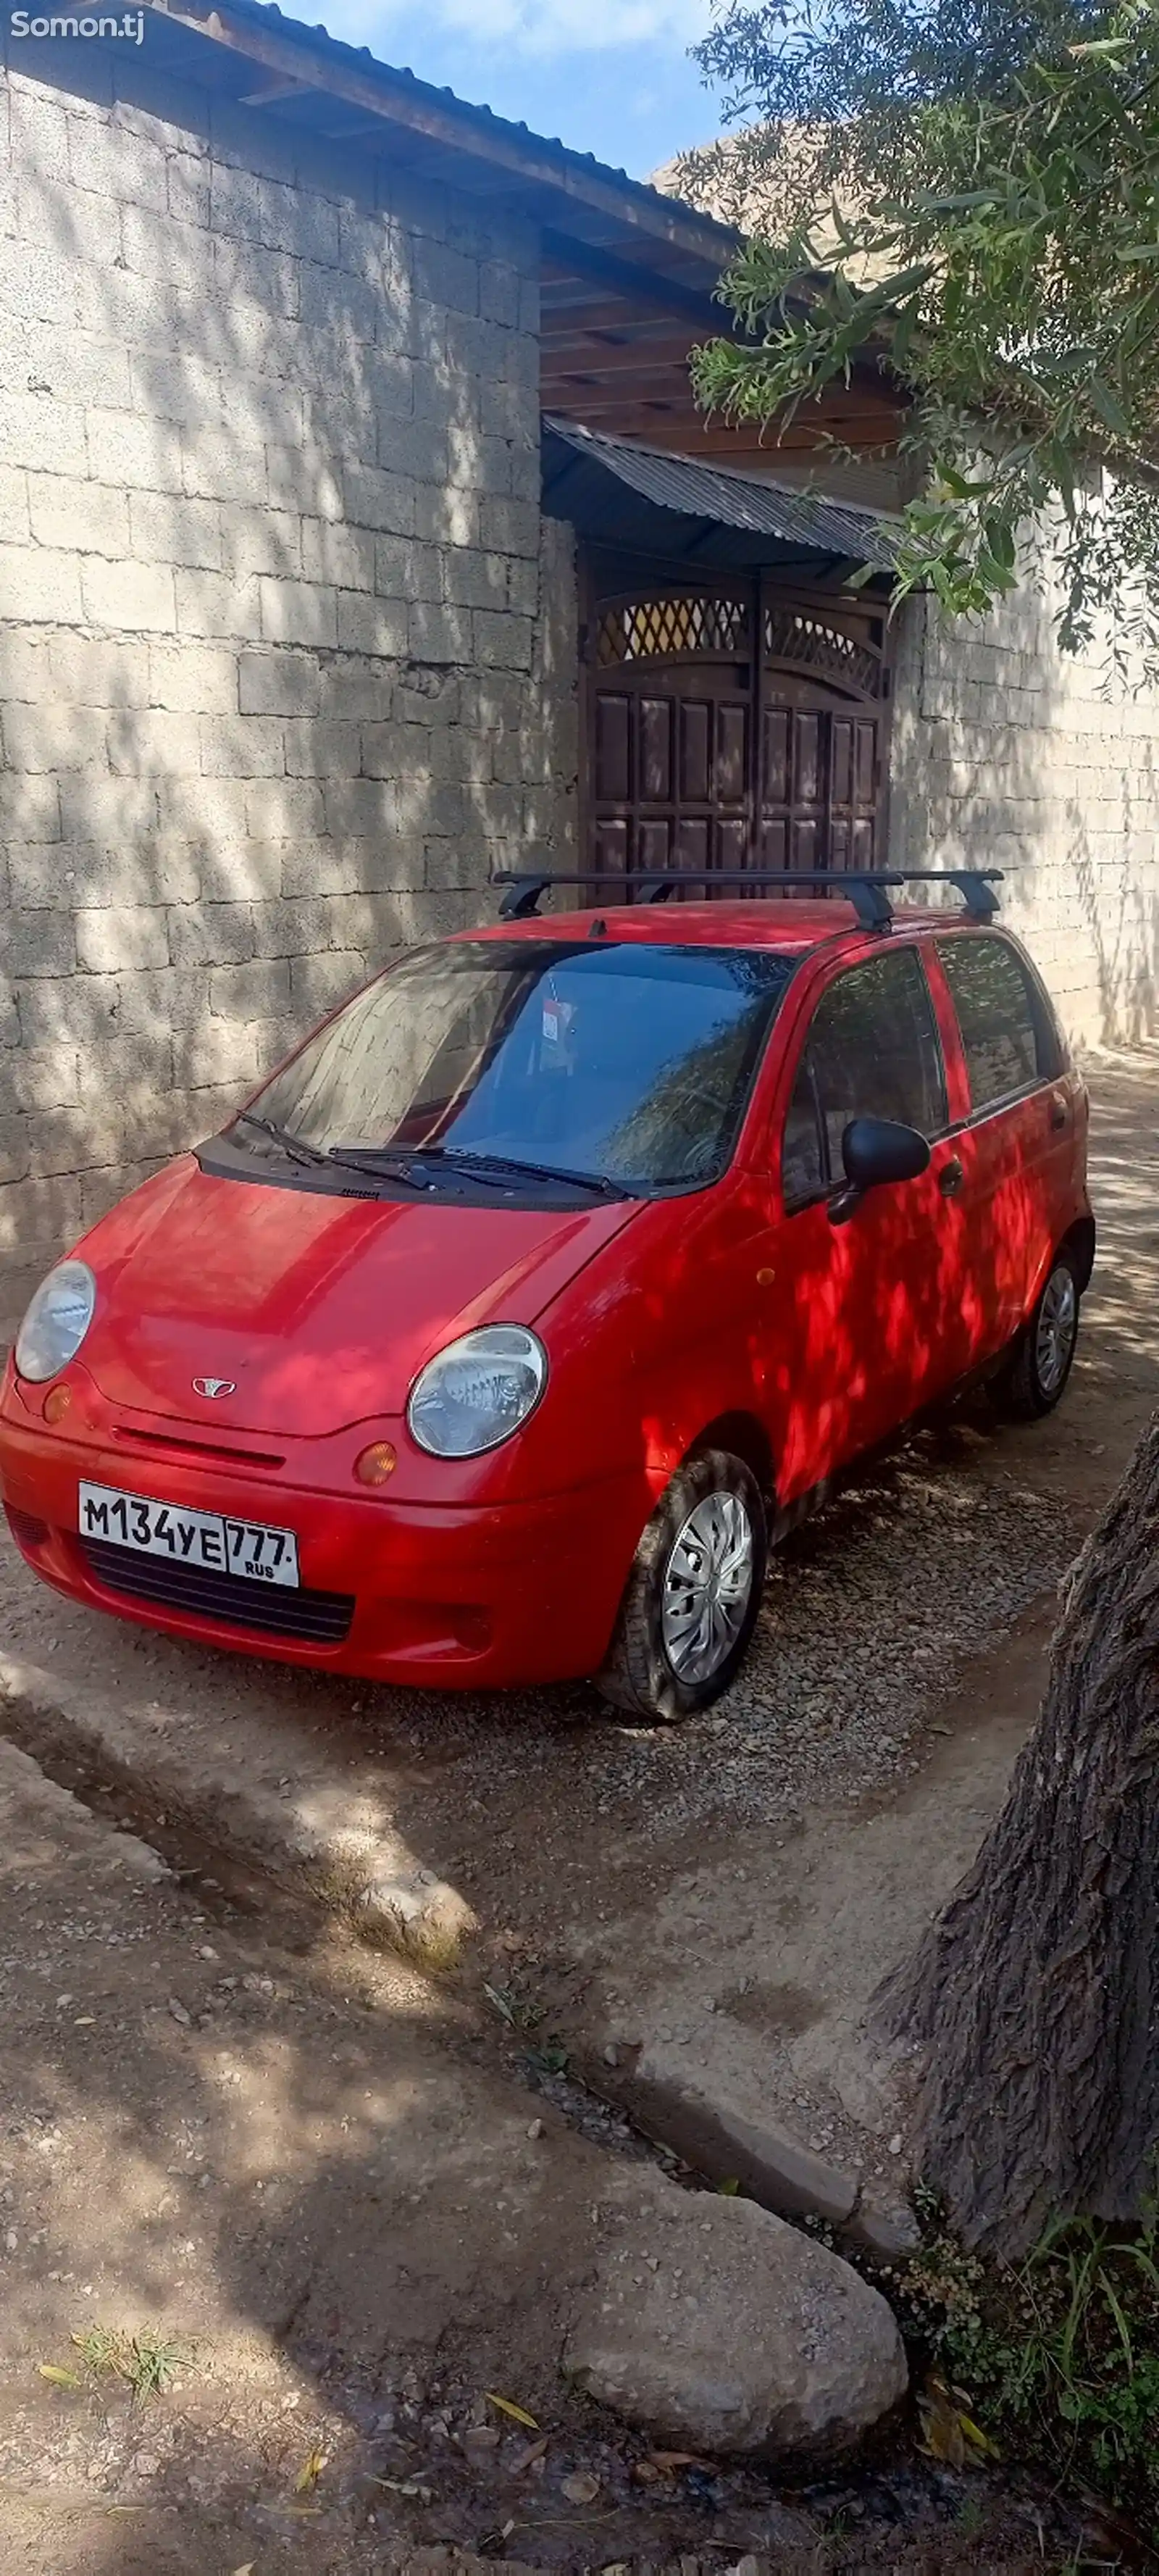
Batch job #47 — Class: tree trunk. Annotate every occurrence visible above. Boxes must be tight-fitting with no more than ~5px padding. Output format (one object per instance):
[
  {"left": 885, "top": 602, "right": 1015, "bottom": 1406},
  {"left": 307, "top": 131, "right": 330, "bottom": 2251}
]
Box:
[{"left": 876, "top": 1414, "right": 1159, "bottom": 2256}]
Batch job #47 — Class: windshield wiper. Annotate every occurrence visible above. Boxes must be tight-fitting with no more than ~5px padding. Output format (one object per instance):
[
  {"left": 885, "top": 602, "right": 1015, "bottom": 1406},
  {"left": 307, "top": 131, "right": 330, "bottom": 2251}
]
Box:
[
  {"left": 234, "top": 1114, "right": 429, "bottom": 1192},
  {"left": 410, "top": 1146, "right": 631, "bottom": 1200}
]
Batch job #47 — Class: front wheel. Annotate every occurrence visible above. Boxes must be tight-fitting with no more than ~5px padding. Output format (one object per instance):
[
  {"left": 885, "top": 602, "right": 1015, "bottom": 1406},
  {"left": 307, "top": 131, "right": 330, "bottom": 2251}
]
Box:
[
  {"left": 992, "top": 1247, "right": 1081, "bottom": 1420},
  {"left": 595, "top": 1448, "right": 767, "bottom": 1723}
]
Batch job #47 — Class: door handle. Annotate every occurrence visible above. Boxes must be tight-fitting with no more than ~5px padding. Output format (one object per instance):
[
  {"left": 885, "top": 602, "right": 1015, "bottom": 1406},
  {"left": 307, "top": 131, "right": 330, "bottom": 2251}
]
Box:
[
  {"left": 1049, "top": 1099, "right": 1068, "bottom": 1132},
  {"left": 938, "top": 1157, "right": 964, "bottom": 1198}
]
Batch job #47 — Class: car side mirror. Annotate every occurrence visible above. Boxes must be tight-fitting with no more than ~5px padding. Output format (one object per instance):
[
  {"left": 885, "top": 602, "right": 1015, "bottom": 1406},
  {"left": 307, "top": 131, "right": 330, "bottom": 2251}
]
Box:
[{"left": 829, "top": 1116, "right": 932, "bottom": 1225}]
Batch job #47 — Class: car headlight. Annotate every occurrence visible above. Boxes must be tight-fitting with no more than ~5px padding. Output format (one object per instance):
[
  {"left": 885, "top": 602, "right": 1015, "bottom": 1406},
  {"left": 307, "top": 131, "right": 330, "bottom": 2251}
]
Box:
[
  {"left": 407, "top": 1324, "right": 547, "bottom": 1458},
  {"left": 14, "top": 1259, "right": 96, "bottom": 1383}
]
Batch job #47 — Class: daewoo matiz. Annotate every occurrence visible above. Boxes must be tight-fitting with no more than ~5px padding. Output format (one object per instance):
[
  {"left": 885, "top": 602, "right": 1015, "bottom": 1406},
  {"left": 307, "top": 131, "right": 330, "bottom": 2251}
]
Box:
[{"left": 0, "top": 865, "right": 1093, "bottom": 1722}]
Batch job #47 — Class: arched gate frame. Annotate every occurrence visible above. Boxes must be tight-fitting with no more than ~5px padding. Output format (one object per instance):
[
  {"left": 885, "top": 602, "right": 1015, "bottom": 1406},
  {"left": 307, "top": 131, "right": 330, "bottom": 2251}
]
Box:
[{"left": 581, "top": 559, "right": 892, "bottom": 894}]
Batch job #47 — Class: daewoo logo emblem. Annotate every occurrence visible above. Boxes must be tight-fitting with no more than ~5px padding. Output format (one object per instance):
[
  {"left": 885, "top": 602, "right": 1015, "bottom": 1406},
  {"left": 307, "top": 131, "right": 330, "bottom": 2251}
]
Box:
[{"left": 193, "top": 1377, "right": 236, "bottom": 1399}]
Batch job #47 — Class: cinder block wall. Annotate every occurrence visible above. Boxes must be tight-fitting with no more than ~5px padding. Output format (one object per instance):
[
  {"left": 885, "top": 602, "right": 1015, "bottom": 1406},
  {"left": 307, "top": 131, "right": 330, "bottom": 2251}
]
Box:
[
  {"left": 0, "top": 43, "right": 578, "bottom": 1327},
  {"left": 889, "top": 582, "right": 1159, "bottom": 1049}
]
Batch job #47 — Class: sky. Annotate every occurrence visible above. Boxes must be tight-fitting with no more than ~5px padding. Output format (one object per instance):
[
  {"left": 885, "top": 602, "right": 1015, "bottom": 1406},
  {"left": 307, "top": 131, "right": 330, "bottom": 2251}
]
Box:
[{"left": 310, "top": 0, "right": 723, "bottom": 182}]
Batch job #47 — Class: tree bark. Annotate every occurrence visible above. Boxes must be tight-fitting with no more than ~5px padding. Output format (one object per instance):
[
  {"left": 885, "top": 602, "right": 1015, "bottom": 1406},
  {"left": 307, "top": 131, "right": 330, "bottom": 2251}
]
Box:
[{"left": 876, "top": 1414, "right": 1159, "bottom": 2256}]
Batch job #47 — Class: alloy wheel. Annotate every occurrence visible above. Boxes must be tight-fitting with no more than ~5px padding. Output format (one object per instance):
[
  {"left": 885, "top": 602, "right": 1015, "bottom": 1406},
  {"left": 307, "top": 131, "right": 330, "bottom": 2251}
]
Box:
[{"left": 1035, "top": 1264, "right": 1079, "bottom": 1397}]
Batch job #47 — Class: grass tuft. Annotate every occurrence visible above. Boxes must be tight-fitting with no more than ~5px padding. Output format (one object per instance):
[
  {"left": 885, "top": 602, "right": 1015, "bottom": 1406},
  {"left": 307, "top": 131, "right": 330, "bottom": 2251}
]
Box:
[{"left": 72, "top": 2325, "right": 190, "bottom": 2401}]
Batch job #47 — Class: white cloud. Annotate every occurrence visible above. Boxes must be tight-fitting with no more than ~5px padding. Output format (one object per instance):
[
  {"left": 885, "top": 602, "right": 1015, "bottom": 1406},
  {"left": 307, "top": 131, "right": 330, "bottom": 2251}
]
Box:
[{"left": 335, "top": 0, "right": 708, "bottom": 61}]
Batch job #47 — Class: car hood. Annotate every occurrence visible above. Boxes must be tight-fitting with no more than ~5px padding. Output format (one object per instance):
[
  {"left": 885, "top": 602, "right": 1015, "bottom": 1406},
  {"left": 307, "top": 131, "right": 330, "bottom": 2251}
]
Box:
[{"left": 79, "top": 1157, "right": 639, "bottom": 1437}]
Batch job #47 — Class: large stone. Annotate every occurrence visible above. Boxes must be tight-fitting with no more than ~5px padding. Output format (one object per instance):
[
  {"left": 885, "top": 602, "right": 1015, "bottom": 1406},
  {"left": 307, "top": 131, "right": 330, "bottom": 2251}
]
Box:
[{"left": 563, "top": 2172, "right": 907, "bottom": 2457}]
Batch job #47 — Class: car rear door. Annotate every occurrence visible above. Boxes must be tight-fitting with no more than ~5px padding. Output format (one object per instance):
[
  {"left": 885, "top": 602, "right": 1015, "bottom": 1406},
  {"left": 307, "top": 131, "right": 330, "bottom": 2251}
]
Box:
[
  {"left": 929, "top": 930, "right": 1080, "bottom": 1356},
  {"left": 763, "top": 942, "right": 975, "bottom": 1503}
]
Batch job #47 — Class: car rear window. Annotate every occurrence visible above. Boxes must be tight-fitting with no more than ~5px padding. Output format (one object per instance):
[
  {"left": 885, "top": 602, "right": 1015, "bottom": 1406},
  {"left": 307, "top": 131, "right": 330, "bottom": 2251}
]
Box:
[{"left": 937, "top": 935, "right": 1063, "bottom": 1110}]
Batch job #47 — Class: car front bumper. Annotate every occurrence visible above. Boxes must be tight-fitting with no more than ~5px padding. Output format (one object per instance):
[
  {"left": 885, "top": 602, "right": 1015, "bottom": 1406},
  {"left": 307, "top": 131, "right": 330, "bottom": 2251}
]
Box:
[{"left": 0, "top": 1396, "right": 651, "bottom": 1690}]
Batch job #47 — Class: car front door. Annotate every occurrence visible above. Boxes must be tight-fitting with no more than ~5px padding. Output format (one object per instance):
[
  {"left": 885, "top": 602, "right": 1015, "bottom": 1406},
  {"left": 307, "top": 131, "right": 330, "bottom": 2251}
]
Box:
[{"left": 763, "top": 942, "right": 973, "bottom": 1504}]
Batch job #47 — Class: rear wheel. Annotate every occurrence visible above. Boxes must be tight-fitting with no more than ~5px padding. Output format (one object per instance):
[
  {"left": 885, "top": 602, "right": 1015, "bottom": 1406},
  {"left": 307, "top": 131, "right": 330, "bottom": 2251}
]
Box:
[
  {"left": 992, "top": 1247, "right": 1081, "bottom": 1420},
  {"left": 595, "top": 1448, "right": 767, "bottom": 1723}
]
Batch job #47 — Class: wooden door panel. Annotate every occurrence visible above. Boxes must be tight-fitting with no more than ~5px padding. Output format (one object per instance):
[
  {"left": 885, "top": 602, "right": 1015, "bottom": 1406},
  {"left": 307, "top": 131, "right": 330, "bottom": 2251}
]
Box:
[
  {"left": 595, "top": 694, "right": 630, "bottom": 803},
  {"left": 679, "top": 701, "right": 711, "bottom": 802}
]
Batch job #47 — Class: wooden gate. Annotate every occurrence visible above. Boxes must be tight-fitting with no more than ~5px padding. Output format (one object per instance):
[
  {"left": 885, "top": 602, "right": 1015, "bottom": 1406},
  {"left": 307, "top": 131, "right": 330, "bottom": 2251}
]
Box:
[{"left": 585, "top": 571, "right": 890, "bottom": 893}]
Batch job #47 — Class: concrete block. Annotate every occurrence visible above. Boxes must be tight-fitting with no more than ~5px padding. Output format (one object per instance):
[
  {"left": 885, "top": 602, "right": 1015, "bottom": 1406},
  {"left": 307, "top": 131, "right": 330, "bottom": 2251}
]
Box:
[
  {"left": 183, "top": 425, "right": 267, "bottom": 507},
  {"left": 288, "top": 949, "right": 365, "bottom": 1017},
  {"left": 68, "top": 116, "right": 170, "bottom": 214},
  {"left": 267, "top": 443, "right": 343, "bottom": 522},
  {"left": 250, "top": 896, "right": 346, "bottom": 956},
  {"left": 75, "top": 907, "right": 170, "bottom": 973},
  {"left": 376, "top": 417, "right": 448, "bottom": 485},
  {"left": 1, "top": 702, "right": 108, "bottom": 771},
  {"left": 167, "top": 151, "right": 210, "bottom": 231},
  {"left": 107, "top": 709, "right": 203, "bottom": 775},
  {"left": 259, "top": 578, "right": 337, "bottom": 649},
  {"left": 209, "top": 958, "right": 291, "bottom": 1022},
  {"left": 414, "top": 483, "right": 477, "bottom": 548},
  {"left": 318, "top": 659, "right": 394, "bottom": 721},
  {"left": 301, "top": 517, "right": 377, "bottom": 591},
  {"left": 238, "top": 650, "right": 320, "bottom": 718},
  {"left": 15, "top": 972, "right": 121, "bottom": 1048},
  {"left": 85, "top": 407, "right": 184, "bottom": 493},
  {"left": 111, "top": 964, "right": 206, "bottom": 1036},
  {"left": 0, "top": 630, "right": 54, "bottom": 703},
  {"left": 9, "top": 86, "right": 72, "bottom": 184},
  {"left": 172, "top": 1019, "right": 260, "bottom": 1091},
  {"left": 147, "top": 641, "right": 239, "bottom": 714},
  {"left": 322, "top": 777, "right": 397, "bottom": 838},
  {"left": 0, "top": 1042, "right": 80, "bottom": 1115},
  {"left": 212, "top": 236, "right": 300, "bottom": 321},
  {"left": 375, "top": 533, "right": 441, "bottom": 603},
  {"left": 198, "top": 714, "right": 285, "bottom": 778},
  {"left": 25, "top": 481, "right": 125, "bottom": 567},
  {"left": 0, "top": 464, "right": 30, "bottom": 546},
  {"left": 120, "top": 205, "right": 207, "bottom": 295},
  {"left": 298, "top": 261, "right": 376, "bottom": 343},
  {"left": 127, "top": 491, "right": 222, "bottom": 570},
  {"left": 219, "top": 503, "right": 302, "bottom": 582},
  {"left": 0, "top": 389, "right": 83, "bottom": 476},
  {"left": 342, "top": 463, "right": 415, "bottom": 536},
  {"left": 0, "top": 1172, "right": 82, "bottom": 1264},
  {"left": 0, "top": 541, "right": 82, "bottom": 622},
  {"left": 335, "top": 592, "right": 408, "bottom": 659},
  {"left": 5, "top": 911, "right": 76, "bottom": 978},
  {"left": 409, "top": 600, "right": 472, "bottom": 662},
  {"left": 479, "top": 495, "right": 540, "bottom": 558},
  {"left": 243, "top": 778, "right": 325, "bottom": 840},
  {"left": 50, "top": 633, "right": 150, "bottom": 708},
  {"left": 279, "top": 712, "right": 365, "bottom": 784},
  {"left": 0, "top": 771, "right": 62, "bottom": 839},
  {"left": 474, "top": 609, "right": 534, "bottom": 671},
  {"left": 154, "top": 774, "right": 251, "bottom": 841},
  {"left": 174, "top": 570, "right": 262, "bottom": 641},
  {"left": 81, "top": 557, "right": 176, "bottom": 634},
  {"left": 167, "top": 903, "right": 256, "bottom": 967},
  {"left": 442, "top": 549, "right": 509, "bottom": 612}
]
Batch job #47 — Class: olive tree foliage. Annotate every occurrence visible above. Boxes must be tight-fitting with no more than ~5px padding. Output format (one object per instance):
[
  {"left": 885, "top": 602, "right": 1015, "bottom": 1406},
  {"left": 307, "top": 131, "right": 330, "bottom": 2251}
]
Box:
[{"left": 685, "top": 0, "right": 1159, "bottom": 680}]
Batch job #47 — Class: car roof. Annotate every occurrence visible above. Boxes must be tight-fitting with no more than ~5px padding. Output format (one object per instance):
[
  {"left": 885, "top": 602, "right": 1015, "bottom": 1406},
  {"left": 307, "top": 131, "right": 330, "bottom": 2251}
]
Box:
[{"left": 456, "top": 899, "right": 966, "bottom": 955}]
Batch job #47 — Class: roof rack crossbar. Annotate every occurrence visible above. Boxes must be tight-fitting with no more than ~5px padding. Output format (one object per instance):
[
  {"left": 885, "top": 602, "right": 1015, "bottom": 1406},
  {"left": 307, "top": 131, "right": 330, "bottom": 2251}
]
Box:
[{"left": 491, "top": 867, "right": 1003, "bottom": 933}]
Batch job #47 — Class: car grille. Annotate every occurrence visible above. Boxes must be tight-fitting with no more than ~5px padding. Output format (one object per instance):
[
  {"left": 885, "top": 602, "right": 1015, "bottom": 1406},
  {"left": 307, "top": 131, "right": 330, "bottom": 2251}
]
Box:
[
  {"left": 79, "top": 1537, "right": 355, "bottom": 1646},
  {"left": 5, "top": 1504, "right": 49, "bottom": 1550}
]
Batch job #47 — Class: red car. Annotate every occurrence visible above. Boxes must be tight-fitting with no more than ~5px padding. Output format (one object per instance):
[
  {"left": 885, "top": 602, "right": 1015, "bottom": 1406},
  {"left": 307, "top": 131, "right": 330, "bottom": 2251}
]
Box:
[{"left": 0, "top": 869, "right": 1092, "bottom": 1722}]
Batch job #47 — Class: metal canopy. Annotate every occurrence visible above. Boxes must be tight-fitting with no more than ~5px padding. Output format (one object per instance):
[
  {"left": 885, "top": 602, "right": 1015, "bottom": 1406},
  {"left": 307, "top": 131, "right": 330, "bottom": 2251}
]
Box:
[{"left": 542, "top": 416, "right": 900, "bottom": 576}]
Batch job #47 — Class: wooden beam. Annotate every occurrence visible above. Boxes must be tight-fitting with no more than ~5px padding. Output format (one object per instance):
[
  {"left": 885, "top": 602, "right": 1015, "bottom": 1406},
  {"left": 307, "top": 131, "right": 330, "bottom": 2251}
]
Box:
[
  {"left": 540, "top": 228, "right": 726, "bottom": 328},
  {"left": 150, "top": 0, "right": 739, "bottom": 262},
  {"left": 543, "top": 335, "right": 699, "bottom": 382},
  {"left": 238, "top": 72, "right": 315, "bottom": 103}
]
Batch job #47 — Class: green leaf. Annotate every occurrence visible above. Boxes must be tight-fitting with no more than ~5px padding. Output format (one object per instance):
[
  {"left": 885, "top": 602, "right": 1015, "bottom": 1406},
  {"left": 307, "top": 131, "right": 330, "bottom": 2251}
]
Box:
[{"left": 1089, "top": 378, "right": 1132, "bottom": 439}]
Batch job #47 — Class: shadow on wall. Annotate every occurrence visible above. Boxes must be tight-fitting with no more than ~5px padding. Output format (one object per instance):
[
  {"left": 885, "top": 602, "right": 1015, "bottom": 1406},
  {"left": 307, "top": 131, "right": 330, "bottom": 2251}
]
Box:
[
  {"left": 887, "top": 571, "right": 1159, "bottom": 1050},
  {"left": 0, "top": 33, "right": 579, "bottom": 1321}
]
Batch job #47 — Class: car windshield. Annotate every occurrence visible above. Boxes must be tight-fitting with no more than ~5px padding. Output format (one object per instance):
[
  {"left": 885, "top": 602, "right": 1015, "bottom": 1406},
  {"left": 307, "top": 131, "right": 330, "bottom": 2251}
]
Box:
[{"left": 237, "top": 938, "right": 798, "bottom": 1194}]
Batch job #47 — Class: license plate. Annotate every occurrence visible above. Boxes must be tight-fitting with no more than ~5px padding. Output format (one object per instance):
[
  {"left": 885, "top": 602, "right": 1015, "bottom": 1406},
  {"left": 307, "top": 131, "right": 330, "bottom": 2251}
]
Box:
[{"left": 78, "top": 1480, "right": 300, "bottom": 1588}]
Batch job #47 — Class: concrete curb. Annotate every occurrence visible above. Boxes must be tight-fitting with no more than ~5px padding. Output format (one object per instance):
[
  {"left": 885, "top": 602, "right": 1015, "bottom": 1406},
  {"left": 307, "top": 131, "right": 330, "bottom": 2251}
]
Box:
[{"left": 0, "top": 1646, "right": 476, "bottom": 1964}]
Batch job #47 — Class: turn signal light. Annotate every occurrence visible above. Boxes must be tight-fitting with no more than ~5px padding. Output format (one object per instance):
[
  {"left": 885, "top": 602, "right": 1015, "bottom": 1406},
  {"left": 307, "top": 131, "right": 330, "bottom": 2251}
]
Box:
[
  {"left": 354, "top": 1441, "right": 397, "bottom": 1487},
  {"left": 43, "top": 1385, "right": 72, "bottom": 1425}
]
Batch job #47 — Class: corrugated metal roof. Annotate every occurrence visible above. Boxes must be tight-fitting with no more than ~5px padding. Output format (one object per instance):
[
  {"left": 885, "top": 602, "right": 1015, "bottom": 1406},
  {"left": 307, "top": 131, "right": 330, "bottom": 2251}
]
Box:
[
  {"left": 159, "top": 0, "right": 740, "bottom": 259},
  {"left": 542, "top": 417, "right": 900, "bottom": 572}
]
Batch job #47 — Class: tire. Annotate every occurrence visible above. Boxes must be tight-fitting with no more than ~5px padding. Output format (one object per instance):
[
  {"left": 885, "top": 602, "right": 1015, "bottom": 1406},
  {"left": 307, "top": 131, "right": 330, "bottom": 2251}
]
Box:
[
  {"left": 595, "top": 1448, "right": 768, "bottom": 1723},
  {"left": 992, "top": 1246, "right": 1081, "bottom": 1421}
]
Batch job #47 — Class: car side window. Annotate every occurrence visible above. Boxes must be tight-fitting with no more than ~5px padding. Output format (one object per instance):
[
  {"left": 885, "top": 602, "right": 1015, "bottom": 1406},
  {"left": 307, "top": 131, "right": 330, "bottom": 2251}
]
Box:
[
  {"left": 937, "top": 935, "right": 1061, "bottom": 1112},
  {"left": 782, "top": 949, "right": 947, "bottom": 1209}
]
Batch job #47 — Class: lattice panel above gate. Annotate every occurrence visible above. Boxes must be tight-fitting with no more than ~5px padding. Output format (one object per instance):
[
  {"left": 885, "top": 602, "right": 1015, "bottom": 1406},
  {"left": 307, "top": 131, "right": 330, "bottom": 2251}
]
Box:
[
  {"left": 596, "top": 594, "right": 750, "bottom": 667},
  {"left": 763, "top": 606, "right": 884, "bottom": 699}
]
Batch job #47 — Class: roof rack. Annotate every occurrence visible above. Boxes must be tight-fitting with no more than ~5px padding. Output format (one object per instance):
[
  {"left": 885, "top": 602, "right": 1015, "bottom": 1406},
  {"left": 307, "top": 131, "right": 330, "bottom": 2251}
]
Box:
[{"left": 490, "top": 867, "right": 1003, "bottom": 933}]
